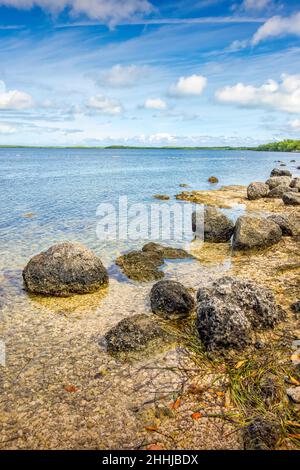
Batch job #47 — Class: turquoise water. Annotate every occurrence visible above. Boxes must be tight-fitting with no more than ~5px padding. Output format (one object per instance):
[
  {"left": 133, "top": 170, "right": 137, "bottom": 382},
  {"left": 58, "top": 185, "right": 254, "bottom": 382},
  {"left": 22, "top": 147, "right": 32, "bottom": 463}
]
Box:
[{"left": 0, "top": 147, "right": 299, "bottom": 271}]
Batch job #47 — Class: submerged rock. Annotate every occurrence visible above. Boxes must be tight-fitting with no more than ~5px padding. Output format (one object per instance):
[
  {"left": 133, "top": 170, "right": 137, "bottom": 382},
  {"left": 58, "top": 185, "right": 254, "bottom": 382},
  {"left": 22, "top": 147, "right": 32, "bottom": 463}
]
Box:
[
  {"left": 233, "top": 215, "right": 282, "bottom": 250},
  {"left": 270, "top": 168, "right": 292, "bottom": 177},
  {"left": 116, "top": 243, "right": 191, "bottom": 282},
  {"left": 243, "top": 417, "right": 280, "bottom": 450},
  {"left": 192, "top": 207, "right": 234, "bottom": 242},
  {"left": 283, "top": 192, "right": 300, "bottom": 206},
  {"left": 208, "top": 176, "right": 219, "bottom": 183},
  {"left": 247, "top": 182, "right": 269, "bottom": 200},
  {"left": 153, "top": 194, "right": 170, "bottom": 200},
  {"left": 104, "top": 314, "right": 166, "bottom": 353},
  {"left": 196, "top": 276, "right": 284, "bottom": 351},
  {"left": 266, "top": 176, "right": 292, "bottom": 190},
  {"left": 23, "top": 242, "right": 108, "bottom": 296},
  {"left": 150, "top": 280, "right": 195, "bottom": 319}
]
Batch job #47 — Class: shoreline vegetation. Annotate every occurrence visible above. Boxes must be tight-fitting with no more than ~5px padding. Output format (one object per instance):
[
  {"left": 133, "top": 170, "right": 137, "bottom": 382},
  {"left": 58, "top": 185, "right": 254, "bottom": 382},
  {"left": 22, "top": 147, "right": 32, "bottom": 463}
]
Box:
[{"left": 0, "top": 139, "right": 300, "bottom": 152}]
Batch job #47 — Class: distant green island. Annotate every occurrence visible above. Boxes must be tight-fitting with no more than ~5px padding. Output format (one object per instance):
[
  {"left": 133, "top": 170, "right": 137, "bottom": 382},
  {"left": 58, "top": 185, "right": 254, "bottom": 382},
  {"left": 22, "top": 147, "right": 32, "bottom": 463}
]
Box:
[{"left": 0, "top": 139, "right": 299, "bottom": 152}]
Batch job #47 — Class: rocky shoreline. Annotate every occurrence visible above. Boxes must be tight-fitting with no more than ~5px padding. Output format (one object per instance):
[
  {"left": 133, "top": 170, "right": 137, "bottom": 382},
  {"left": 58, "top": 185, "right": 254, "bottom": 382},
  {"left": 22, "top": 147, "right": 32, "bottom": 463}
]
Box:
[{"left": 1, "top": 166, "right": 300, "bottom": 451}]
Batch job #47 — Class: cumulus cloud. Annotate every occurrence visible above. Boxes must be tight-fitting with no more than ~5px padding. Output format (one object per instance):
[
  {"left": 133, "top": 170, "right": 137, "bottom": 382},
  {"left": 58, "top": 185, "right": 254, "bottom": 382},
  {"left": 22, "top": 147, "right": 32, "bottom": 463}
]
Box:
[
  {"left": 0, "top": 80, "right": 33, "bottom": 109},
  {"left": 0, "top": 0, "right": 154, "bottom": 26},
  {"left": 252, "top": 12, "right": 300, "bottom": 45},
  {"left": 95, "top": 64, "right": 149, "bottom": 88},
  {"left": 147, "top": 133, "right": 175, "bottom": 144},
  {"left": 87, "top": 94, "right": 122, "bottom": 114},
  {"left": 0, "top": 122, "right": 16, "bottom": 133},
  {"left": 215, "top": 74, "right": 300, "bottom": 114},
  {"left": 169, "top": 74, "right": 207, "bottom": 97},
  {"left": 143, "top": 98, "right": 167, "bottom": 110}
]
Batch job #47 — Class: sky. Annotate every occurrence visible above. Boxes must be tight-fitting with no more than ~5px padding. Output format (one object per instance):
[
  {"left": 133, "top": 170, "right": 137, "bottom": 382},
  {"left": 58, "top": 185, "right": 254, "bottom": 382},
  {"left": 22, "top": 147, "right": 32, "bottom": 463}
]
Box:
[{"left": 0, "top": 0, "right": 300, "bottom": 146}]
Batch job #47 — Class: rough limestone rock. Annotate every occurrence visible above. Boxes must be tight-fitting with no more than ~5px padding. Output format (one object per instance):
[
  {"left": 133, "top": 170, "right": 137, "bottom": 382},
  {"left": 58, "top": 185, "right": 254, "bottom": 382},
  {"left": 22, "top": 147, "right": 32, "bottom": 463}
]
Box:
[
  {"left": 104, "top": 314, "right": 165, "bottom": 353},
  {"left": 268, "top": 184, "right": 297, "bottom": 199},
  {"left": 153, "top": 194, "right": 170, "bottom": 200},
  {"left": 150, "top": 280, "right": 195, "bottom": 319},
  {"left": 267, "top": 214, "right": 293, "bottom": 236},
  {"left": 286, "top": 386, "right": 300, "bottom": 404},
  {"left": 233, "top": 215, "right": 282, "bottom": 250},
  {"left": 270, "top": 168, "right": 292, "bottom": 177},
  {"left": 192, "top": 207, "right": 234, "bottom": 242},
  {"left": 283, "top": 192, "right": 300, "bottom": 206},
  {"left": 290, "top": 177, "right": 300, "bottom": 190},
  {"left": 196, "top": 277, "right": 283, "bottom": 351},
  {"left": 243, "top": 417, "right": 280, "bottom": 450},
  {"left": 266, "top": 176, "right": 292, "bottom": 190},
  {"left": 247, "top": 182, "right": 269, "bottom": 200},
  {"left": 23, "top": 242, "right": 108, "bottom": 296}
]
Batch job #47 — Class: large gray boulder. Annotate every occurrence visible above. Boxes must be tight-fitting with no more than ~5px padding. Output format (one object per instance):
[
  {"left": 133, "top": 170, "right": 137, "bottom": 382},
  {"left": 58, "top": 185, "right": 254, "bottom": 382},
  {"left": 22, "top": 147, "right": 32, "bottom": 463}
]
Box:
[
  {"left": 290, "top": 177, "right": 300, "bottom": 190},
  {"left": 270, "top": 168, "right": 292, "bottom": 177},
  {"left": 23, "top": 242, "right": 108, "bottom": 296},
  {"left": 104, "top": 314, "right": 165, "bottom": 353},
  {"left": 283, "top": 192, "right": 300, "bottom": 206},
  {"left": 268, "top": 184, "right": 297, "bottom": 199},
  {"left": 247, "top": 182, "right": 269, "bottom": 200},
  {"left": 266, "top": 176, "right": 292, "bottom": 189},
  {"left": 150, "top": 280, "right": 195, "bottom": 319},
  {"left": 233, "top": 216, "right": 282, "bottom": 250},
  {"left": 196, "top": 277, "right": 284, "bottom": 351},
  {"left": 192, "top": 207, "right": 234, "bottom": 242}
]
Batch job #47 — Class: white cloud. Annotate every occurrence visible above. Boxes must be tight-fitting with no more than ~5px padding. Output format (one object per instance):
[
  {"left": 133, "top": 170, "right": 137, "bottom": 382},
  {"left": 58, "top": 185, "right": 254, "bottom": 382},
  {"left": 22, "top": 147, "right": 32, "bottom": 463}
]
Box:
[
  {"left": 169, "top": 74, "right": 207, "bottom": 97},
  {"left": 0, "top": 0, "right": 154, "bottom": 26},
  {"left": 252, "top": 12, "right": 300, "bottom": 45},
  {"left": 0, "top": 80, "right": 33, "bottom": 110},
  {"left": 216, "top": 74, "right": 300, "bottom": 114},
  {"left": 242, "top": 0, "right": 273, "bottom": 11},
  {"left": 289, "top": 119, "right": 300, "bottom": 130},
  {"left": 87, "top": 94, "right": 122, "bottom": 114},
  {"left": 226, "top": 39, "right": 249, "bottom": 52},
  {"left": 0, "top": 122, "right": 16, "bottom": 133},
  {"left": 95, "top": 64, "right": 149, "bottom": 88},
  {"left": 148, "top": 133, "right": 175, "bottom": 143},
  {"left": 144, "top": 98, "right": 167, "bottom": 110}
]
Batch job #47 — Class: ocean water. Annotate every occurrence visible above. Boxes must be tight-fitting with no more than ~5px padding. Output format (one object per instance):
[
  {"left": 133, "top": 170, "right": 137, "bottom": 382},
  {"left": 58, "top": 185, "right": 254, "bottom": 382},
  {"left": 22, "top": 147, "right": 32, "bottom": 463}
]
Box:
[
  {"left": 0, "top": 147, "right": 299, "bottom": 450},
  {"left": 1, "top": 147, "right": 299, "bottom": 273}
]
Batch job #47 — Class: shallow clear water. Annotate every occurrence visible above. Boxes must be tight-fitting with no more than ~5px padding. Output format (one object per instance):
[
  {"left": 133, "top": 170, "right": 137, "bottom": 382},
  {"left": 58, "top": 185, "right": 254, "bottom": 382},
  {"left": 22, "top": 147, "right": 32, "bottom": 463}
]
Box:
[
  {"left": 1, "top": 147, "right": 299, "bottom": 272},
  {"left": 0, "top": 147, "right": 299, "bottom": 450}
]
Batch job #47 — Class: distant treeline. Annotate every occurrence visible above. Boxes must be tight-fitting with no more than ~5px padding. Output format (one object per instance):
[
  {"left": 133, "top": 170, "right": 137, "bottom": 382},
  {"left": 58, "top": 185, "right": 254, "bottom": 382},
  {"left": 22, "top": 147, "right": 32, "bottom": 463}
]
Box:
[{"left": 255, "top": 140, "right": 300, "bottom": 152}]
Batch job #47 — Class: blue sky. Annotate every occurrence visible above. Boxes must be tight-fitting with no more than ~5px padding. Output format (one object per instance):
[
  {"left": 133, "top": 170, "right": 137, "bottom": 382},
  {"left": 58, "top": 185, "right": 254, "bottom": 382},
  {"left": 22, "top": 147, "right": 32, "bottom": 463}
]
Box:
[{"left": 0, "top": 0, "right": 300, "bottom": 146}]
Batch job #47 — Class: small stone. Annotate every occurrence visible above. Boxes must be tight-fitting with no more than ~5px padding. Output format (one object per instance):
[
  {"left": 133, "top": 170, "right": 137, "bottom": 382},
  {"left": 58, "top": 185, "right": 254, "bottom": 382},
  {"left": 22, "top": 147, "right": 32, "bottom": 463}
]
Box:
[
  {"left": 208, "top": 176, "right": 219, "bottom": 183},
  {"left": 286, "top": 386, "right": 300, "bottom": 403},
  {"left": 192, "top": 206, "right": 234, "bottom": 242},
  {"left": 153, "top": 194, "right": 170, "bottom": 200},
  {"left": 268, "top": 184, "right": 297, "bottom": 199},
  {"left": 267, "top": 214, "right": 293, "bottom": 236},
  {"left": 150, "top": 280, "right": 195, "bottom": 319},
  {"left": 247, "top": 182, "right": 269, "bottom": 200}
]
